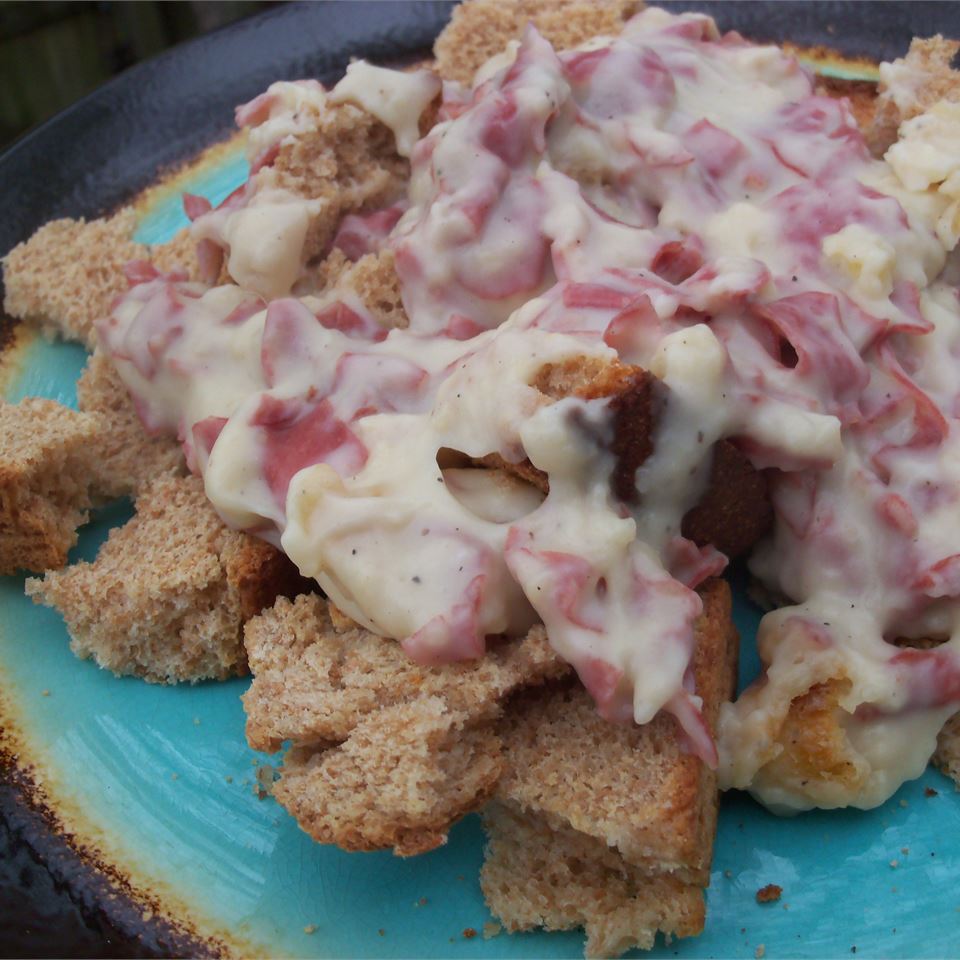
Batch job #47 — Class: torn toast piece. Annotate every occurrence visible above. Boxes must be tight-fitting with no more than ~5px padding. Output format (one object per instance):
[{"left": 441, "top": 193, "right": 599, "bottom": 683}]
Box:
[
  {"left": 481, "top": 801, "right": 705, "bottom": 959},
  {"left": 434, "top": 0, "right": 644, "bottom": 85},
  {"left": 934, "top": 712, "right": 960, "bottom": 787},
  {"left": 737, "top": 632, "right": 960, "bottom": 804},
  {"left": 482, "top": 357, "right": 772, "bottom": 559},
  {"left": 276, "top": 699, "right": 502, "bottom": 857},
  {"left": 273, "top": 102, "right": 408, "bottom": 264},
  {"left": 76, "top": 350, "right": 186, "bottom": 499},
  {"left": 493, "top": 578, "right": 737, "bottom": 883},
  {"left": 301, "top": 246, "right": 408, "bottom": 330},
  {"left": 338, "top": 248, "right": 408, "bottom": 329},
  {"left": 217, "top": 100, "right": 411, "bottom": 292},
  {"left": 743, "top": 678, "right": 872, "bottom": 807},
  {"left": 756, "top": 657, "right": 960, "bottom": 796},
  {"left": 480, "top": 580, "right": 736, "bottom": 955},
  {"left": 2, "top": 209, "right": 205, "bottom": 347},
  {"left": 243, "top": 592, "right": 567, "bottom": 854},
  {"left": 2, "top": 210, "right": 144, "bottom": 347},
  {"left": 0, "top": 399, "right": 100, "bottom": 574},
  {"left": 869, "top": 35, "right": 960, "bottom": 154},
  {"left": 25, "top": 474, "right": 304, "bottom": 682}
]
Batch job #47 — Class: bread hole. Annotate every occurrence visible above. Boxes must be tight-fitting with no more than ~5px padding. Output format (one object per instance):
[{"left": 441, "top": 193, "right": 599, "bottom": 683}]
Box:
[{"left": 436, "top": 450, "right": 545, "bottom": 524}]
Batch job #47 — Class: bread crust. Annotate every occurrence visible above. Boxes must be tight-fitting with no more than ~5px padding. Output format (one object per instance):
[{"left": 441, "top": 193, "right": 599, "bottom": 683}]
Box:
[{"left": 0, "top": 398, "right": 101, "bottom": 574}]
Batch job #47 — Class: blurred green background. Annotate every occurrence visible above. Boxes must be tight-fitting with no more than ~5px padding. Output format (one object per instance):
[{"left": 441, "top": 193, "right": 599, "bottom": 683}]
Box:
[{"left": 0, "top": 1, "right": 276, "bottom": 149}]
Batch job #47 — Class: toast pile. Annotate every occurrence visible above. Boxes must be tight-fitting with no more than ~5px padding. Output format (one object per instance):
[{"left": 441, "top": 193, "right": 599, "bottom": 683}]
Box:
[{"left": 3, "top": 2, "right": 960, "bottom": 956}]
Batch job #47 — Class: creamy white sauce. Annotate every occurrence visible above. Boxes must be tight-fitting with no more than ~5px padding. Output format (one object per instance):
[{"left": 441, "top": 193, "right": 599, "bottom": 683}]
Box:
[
  {"left": 330, "top": 62, "right": 440, "bottom": 158},
  {"left": 99, "top": 8, "right": 960, "bottom": 805}
]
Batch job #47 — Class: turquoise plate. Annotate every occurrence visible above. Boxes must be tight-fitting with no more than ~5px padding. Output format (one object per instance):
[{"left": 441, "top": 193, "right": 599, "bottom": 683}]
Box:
[{"left": 2, "top": 4, "right": 960, "bottom": 957}]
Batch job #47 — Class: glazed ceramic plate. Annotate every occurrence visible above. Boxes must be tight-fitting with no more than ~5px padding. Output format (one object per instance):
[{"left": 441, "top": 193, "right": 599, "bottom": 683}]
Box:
[{"left": 3, "top": 3, "right": 960, "bottom": 957}]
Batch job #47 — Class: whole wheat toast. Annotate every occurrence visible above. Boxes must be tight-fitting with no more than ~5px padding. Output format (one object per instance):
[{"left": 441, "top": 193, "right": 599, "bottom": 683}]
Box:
[
  {"left": 481, "top": 801, "right": 706, "bottom": 958},
  {"left": 3, "top": 4, "right": 959, "bottom": 958},
  {"left": 0, "top": 398, "right": 101, "bottom": 574},
  {"left": 243, "top": 591, "right": 568, "bottom": 855},
  {"left": 481, "top": 579, "right": 737, "bottom": 955},
  {"left": 26, "top": 474, "right": 307, "bottom": 683}
]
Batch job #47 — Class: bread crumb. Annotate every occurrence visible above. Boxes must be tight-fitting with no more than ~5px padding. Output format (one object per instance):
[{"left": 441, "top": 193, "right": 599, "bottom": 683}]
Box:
[
  {"left": 41, "top": 689, "right": 50, "bottom": 697},
  {"left": 889, "top": 859, "right": 899, "bottom": 868},
  {"left": 255, "top": 764, "right": 277, "bottom": 799},
  {"left": 193, "top": 717, "right": 201, "bottom": 726},
  {"left": 925, "top": 786, "right": 939, "bottom": 797},
  {"left": 303, "top": 925, "right": 317, "bottom": 935},
  {"left": 170, "top": 773, "right": 179, "bottom": 781},
  {"left": 899, "top": 798, "right": 909, "bottom": 808},
  {"left": 463, "top": 927, "right": 478, "bottom": 939},
  {"left": 756, "top": 884, "right": 782, "bottom": 904},
  {"left": 900, "top": 847, "right": 909, "bottom": 855},
  {"left": 482, "top": 921, "right": 502, "bottom": 940},
  {"left": 755, "top": 945, "right": 766, "bottom": 959},
  {"left": 225, "top": 775, "right": 233, "bottom": 783}
]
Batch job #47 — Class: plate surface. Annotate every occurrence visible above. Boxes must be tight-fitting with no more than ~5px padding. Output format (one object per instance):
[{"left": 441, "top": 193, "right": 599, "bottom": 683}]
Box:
[{"left": 2, "top": 3, "right": 960, "bottom": 957}]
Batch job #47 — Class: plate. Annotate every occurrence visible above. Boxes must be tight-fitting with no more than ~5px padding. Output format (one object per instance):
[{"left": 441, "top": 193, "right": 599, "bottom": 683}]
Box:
[{"left": 2, "top": 3, "right": 959, "bottom": 957}]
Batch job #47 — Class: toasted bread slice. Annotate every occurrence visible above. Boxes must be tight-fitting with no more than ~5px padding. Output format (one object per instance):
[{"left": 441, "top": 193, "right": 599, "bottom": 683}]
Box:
[
  {"left": 25, "top": 474, "right": 303, "bottom": 682},
  {"left": 482, "top": 581, "right": 736, "bottom": 957},
  {"left": 494, "top": 579, "right": 737, "bottom": 884},
  {"left": 434, "top": 0, "right": 644, "bottom": 85},
  {"left": 243, "top": 592, "right": 568, "bottom": 854},
  {"left": 76, "top": 350, "right": 186, "bottom": 499},
  {"left": 0, "top": 398, "right": 100, "bottom": 574},
  {"left": 481, "top": 801, "right": 705, "bottom": 959}
]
